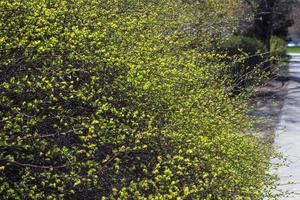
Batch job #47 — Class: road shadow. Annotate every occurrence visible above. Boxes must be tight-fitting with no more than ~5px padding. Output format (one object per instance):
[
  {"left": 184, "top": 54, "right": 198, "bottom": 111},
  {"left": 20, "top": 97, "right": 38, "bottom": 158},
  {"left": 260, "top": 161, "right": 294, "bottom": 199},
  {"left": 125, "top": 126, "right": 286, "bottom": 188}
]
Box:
[
  {"left": 275, "top": 75, "right": 300, "bottom": 85},
  {"left": 290, "top": 60, "right": 300, "bottom": 64}
]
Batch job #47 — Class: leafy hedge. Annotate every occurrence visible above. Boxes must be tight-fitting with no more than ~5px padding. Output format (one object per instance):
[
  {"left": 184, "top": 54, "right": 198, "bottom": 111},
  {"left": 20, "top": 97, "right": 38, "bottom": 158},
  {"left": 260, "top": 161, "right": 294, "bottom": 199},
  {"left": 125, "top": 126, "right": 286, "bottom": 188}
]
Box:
[
  {"left": 0, "top": 0, "right": 278, "bottom": 199},
  {"left": 220, "top": 35, "right": 268, "bottom": 93},
  {"left": 270, "top": 36, "right": 288, "bottom": 59}
]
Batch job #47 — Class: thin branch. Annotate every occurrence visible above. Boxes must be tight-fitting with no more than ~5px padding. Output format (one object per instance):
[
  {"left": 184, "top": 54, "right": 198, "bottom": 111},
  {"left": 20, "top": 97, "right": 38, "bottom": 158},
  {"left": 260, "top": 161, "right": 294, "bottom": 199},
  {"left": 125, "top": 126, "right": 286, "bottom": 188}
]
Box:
[
  {"left": 39, "top": 128, "right": 81, "bottom": 138},
  {"left": 1, "top": 159, "right": 67, "bottom": 169}
]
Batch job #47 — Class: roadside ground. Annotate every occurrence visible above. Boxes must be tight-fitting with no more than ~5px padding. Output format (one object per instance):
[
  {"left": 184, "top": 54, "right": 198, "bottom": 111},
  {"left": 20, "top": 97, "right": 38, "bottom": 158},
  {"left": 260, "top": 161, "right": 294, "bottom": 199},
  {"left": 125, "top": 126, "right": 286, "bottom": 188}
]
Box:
[{"left": 249, "top": 63, "right": 289, "bottom": 142}]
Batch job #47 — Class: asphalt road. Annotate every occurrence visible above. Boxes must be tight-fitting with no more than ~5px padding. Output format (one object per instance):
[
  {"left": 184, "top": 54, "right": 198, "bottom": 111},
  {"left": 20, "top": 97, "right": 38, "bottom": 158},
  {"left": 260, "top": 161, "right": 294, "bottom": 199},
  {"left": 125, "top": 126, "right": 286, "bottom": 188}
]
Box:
[{"left": 275, "top": 53, "right": 300, "bottom": 199}]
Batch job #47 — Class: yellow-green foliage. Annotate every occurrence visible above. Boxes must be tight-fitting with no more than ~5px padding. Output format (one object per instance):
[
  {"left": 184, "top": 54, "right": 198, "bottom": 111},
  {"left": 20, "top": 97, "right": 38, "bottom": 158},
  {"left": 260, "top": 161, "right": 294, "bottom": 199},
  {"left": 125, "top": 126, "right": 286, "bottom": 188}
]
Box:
[
  {"left": 0, "top": 0, "right": 278, "bottom": 199},
  {"left": 271, "top": 36, "right": 287, "bottom": 58},
  {"left": 220, "top": 35, "right": 269, "bottom": 93}
]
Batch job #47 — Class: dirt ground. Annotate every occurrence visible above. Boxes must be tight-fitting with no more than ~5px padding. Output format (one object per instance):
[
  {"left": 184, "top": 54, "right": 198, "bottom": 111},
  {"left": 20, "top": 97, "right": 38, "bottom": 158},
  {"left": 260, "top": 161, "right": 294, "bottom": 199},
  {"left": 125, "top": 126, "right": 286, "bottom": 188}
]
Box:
[{"left": 249, "top": 64, "right": 289, "bottom": 141}]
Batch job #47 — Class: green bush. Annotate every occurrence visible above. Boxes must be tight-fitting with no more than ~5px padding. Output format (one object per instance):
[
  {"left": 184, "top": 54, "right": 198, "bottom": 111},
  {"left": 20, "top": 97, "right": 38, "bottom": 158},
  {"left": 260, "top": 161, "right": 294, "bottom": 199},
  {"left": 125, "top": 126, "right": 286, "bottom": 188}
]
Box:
[
  {"left": 271, "top": 36, "right": 287, "bottom": 59},
  {"left": 220, "top": 35, "right": 268, "bottom": 93},
  {"left": 0, "top": 0, "right": 279, "bottom": 199}
]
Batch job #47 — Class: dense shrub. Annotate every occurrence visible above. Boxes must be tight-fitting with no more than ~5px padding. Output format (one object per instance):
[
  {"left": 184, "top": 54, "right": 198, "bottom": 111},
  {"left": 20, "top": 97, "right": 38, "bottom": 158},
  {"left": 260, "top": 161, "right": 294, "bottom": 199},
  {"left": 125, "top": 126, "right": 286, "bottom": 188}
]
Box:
[
  {"left": 0, "top": 0, "right": 278, "bottom": 199},
  {"left": 220, "top": 35, "right": 268, "bottom": 92},
  {"left": 270, "top": 36, "right": 288, "bottom": 59}
]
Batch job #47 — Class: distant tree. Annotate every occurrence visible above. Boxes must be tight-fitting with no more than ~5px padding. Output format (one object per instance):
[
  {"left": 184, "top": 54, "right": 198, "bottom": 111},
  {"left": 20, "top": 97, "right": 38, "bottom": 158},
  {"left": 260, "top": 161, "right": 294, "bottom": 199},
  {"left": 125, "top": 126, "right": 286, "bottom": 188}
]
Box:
[
  {"left": 288, "top": 0, "right": 300, "bottom": 40},
  {"left": 272, "top": 0, "right": 295, "bottom": 39},
  {"left": 244, "top": 0, "right": 295, "bottom": 49}
]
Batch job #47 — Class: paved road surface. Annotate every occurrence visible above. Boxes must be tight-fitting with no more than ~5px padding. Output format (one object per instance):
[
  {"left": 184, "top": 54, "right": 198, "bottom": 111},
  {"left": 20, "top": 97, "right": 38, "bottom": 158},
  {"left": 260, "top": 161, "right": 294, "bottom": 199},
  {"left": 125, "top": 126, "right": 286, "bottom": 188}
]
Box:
[{"left": 275, "top": 53, "right": 300, "bottom": 199}]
